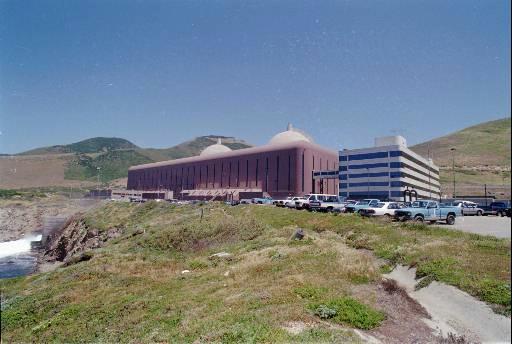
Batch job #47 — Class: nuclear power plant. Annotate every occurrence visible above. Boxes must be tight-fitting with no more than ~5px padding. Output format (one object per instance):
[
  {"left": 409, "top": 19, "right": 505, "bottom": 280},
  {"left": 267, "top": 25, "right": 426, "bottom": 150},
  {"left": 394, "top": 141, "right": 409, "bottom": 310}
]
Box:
[{"left": 127, "top": 124, "right": 338, "bottom": 200}]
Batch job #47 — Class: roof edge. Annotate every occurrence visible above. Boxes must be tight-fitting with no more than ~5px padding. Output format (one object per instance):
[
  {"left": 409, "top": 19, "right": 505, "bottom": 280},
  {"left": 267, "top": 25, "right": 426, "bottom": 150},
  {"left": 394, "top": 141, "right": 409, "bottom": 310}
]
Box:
[{"left": 129, "top": 141, "right": 336, "bottom": 171}]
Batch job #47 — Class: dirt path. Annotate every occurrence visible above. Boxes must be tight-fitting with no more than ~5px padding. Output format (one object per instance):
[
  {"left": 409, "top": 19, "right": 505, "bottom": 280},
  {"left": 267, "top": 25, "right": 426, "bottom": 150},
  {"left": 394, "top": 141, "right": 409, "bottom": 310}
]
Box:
[{"left": 386, "top": 265, "right": 511, "bottom": 343}]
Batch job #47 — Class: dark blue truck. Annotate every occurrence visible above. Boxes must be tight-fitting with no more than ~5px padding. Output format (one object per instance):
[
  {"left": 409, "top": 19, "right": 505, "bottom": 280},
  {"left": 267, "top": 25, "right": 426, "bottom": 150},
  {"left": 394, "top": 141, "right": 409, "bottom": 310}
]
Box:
[{"left": 480, "top": 201, "right": 511, "bottom": 217}]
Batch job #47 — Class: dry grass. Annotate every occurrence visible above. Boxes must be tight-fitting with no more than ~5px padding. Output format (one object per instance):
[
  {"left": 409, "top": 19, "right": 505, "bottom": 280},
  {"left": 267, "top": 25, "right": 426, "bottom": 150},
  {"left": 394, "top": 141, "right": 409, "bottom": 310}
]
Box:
[
  {"left": 1, "top": 203, "right": 378, "bottom": 342},
  {"left": 1, "top": 202, "right": 510, "bottom": 342}
]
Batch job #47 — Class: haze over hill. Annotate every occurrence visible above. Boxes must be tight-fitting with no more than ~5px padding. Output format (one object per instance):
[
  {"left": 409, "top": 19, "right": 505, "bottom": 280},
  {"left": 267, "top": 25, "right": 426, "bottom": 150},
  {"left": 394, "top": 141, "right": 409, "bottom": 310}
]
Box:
[
  {"left": 1, "top": 119, "right": 510, "bottom": 198},
  {"left": 0, "top": 136, "right": 251, "bottom": 188}
]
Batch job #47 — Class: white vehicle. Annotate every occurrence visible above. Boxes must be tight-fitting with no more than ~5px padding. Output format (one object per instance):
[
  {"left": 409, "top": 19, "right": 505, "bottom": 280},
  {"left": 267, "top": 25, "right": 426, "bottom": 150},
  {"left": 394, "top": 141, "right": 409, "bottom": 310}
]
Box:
[
  {"left": 309, "top": 195, "right": 346, "bottom": 212},
  {"left": 450, "top": 200, "right": 484, "bottom": 216},
  {"left": 360, "top": 202, "right": 401, "bottom": 217},
  {"left": 285, "top": 197, "right": 305, "bottom": 208},
  {"left": 273, "top": 197, "right": 293, "bottom": 207},
  {"left": 295, "top": 194, "right": 338, "bottom": 210},
  {"left": 240, "top": 199, "right": 253, "bottom": 204}
]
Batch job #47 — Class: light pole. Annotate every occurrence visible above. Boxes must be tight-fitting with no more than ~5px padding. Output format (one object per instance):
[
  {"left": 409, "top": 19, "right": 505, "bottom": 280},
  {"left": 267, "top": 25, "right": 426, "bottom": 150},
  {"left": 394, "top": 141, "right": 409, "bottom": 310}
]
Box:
[
  {"left": 450, "top": 148, "right": 456, "bottom": 198},
  {"left": 428, "top": 144, "right": 432, "bottom": 200},
  {"left": 96, "top": 166, "right": 101, "bottom": 192}
]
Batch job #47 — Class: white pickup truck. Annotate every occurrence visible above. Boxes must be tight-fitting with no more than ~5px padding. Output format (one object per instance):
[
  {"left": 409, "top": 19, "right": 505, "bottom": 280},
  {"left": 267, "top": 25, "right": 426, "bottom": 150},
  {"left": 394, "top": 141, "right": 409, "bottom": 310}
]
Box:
[
  {"left": 309, "top": 195, "right": 346, "bottom": 212},
  {"left": 295, "top": 194, "right": 339, "bottom": 210}
]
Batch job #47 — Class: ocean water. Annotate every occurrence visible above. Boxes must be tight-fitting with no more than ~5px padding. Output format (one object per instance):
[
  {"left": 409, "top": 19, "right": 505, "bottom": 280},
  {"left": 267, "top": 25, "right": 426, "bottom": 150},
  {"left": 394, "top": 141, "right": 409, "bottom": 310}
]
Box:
[{"left": 0, "top": 235, "right": 42, "bottom": 279}]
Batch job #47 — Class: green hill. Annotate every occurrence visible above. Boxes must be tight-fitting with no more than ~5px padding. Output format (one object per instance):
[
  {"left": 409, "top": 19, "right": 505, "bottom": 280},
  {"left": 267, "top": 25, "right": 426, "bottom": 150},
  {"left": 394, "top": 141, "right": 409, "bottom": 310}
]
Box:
[
  {"left": 20, "top": 137, "right": 139, "bottom": 155},
  {"left": 64, "top": 135, "right": 250, "bottom": 182},
  {"left": 411, "top": 118, "right": 511, "bottom": 197},
  {"left": 64, "top": 150, "right": 154, "bottom": 183},
  {"left": 411, "top": 118, "right": 511, "bottom": 168},
  {"left": 142, "top": 135, "right": 252, "bottom": 161}
]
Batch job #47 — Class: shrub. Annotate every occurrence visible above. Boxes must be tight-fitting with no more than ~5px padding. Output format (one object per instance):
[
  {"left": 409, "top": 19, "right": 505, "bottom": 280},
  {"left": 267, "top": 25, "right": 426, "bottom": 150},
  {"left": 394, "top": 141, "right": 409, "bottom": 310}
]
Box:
[
  {"left": 476, "top": 279, "right": 511, "bottom": 306},
  {"left": 293, "top": 285, "right": 327, "bottom": 300},
  {"left": 188, "top": 259, "right": 209, "bottom": 270},
  {"left": 310, "top": 297, "right": 385, "bottom": 330},
  {"left": 314, "top": 305, "right": 337, "bottom": 319},
  {"left": 0, "top": 189, "right": 22, "bottom": 198},
  {"left": 416, "top": 257, "right": 458, "bottom": 281}
]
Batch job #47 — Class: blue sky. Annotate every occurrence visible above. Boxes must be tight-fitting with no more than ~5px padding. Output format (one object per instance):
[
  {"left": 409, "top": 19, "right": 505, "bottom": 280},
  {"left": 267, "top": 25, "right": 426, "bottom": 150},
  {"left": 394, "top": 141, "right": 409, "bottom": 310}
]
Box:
[{"left": 1, "top": 0, "right": 510, "bottom": 154}]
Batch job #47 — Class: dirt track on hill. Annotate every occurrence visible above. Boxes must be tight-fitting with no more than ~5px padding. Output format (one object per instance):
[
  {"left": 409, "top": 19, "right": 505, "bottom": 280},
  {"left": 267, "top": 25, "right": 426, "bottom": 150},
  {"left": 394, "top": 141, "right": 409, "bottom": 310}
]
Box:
[{"left": 0, "top": 155, "right": 96, "bottom": 189}]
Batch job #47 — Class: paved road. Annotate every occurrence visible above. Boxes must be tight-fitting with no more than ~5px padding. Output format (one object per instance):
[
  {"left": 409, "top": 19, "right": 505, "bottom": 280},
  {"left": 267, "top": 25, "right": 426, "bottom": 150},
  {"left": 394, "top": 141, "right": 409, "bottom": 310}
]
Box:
[{"left": 437, "top": 216, "right": 511, "bottom": 238}]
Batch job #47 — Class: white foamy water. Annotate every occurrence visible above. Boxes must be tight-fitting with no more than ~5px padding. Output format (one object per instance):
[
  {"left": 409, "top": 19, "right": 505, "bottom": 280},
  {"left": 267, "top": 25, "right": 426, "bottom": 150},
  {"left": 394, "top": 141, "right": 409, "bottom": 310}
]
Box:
[{"left": 0, "top": 235, "right": 42, "bottom": 259}]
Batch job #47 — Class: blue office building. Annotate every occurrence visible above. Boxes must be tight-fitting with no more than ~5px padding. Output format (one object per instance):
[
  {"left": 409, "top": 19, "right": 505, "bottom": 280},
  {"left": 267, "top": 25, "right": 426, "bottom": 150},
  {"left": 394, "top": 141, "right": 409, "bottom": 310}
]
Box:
[{"left": 339, "top": 136, "right": 440, "bottom": 201}]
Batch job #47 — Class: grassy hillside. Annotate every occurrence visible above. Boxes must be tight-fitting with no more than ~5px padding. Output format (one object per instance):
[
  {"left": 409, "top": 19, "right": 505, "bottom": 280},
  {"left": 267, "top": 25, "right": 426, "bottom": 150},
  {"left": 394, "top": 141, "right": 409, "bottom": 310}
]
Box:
[
  {"left": 1, "top": 136, "right": 251, "bottom": 187},
  {"left": 63, "top": 136, "right": 251, "bottom": 183},
  {"left": 411, "top": 118, "right": 511, "bottom": 197},
  {"left": 143, "top": 135, "right": 252, "bottom": 161},
  {"left": 20, "top": 137, "right": 138, "bottom": 155},
  {"left": 411, "top": 118, "right": 511, "bottom": 168},
  {"left": 1, "top": 203, "right": 510, "bottom": 342},
  {"left": 64, "top": 150, "right": 154, "bottom": 183}
]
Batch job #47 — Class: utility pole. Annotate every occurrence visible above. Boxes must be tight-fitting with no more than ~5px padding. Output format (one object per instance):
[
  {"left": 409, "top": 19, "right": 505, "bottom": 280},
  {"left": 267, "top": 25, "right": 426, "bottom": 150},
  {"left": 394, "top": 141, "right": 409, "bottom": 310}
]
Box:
[
  {"left": 428, "top": 144, "right": 432, "bottom": 199},
  {"left": 484, "top": 184, "right": 488, "bottom": 206},
  {"left": 450, "top": 148, "right": 456, "bottom": 198},
  {"left": 96, "top": 167, "right": 101, "bottom": 198}
]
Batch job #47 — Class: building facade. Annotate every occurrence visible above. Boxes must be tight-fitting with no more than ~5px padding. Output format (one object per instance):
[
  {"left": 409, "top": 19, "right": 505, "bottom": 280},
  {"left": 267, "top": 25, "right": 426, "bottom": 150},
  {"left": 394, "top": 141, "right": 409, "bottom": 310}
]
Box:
[
  {"left": 338, "top": 136, "right": 440, "bottom": 201},
  {"left": 127, "top": 126, "right": 338, "bottom": 200}
]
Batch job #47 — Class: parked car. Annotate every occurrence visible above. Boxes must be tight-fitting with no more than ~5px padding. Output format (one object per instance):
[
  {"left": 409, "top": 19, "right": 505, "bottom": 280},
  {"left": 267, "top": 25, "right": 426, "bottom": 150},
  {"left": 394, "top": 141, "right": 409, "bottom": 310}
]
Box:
[
  {"left": 225, "top": 200, "right": 240, "bottom": 206},
  {"left": 240, "top": 199, "right": 253, "bottom": 204},
  {"left": 360, "top": 202, "right": 401, "bottom": 217},
  {"left": 252, "top": 196, "right": 273, "bottom": 205},
  {"left": 398, "top": 202, "right": 412, "bottom": 208},
  {"left": 285, "top": 196, "right": 305, "bottom": 208},
  {"left": 449, "top": 201, "right": 484, "bottom": 216},
  {"left": 273, "top": 197, "right": 292, "bottom": 207},
  {"left": 109, "top": 197, "right": 130, "bottom": 202},
  {"left": 295, "top": 194, "right": 338, "bottom": 210},
  {"left": 394, "top": 200, "right": 462, "bottom": 225},
  {"left": 344, "top": 199, "right": 381, "bottom": 214},
  {"left": 480, "top": 201, "right": 511, "bottom": 217},
  {"left": 309, "top": 195, "right": 346, "bottom": 212}
]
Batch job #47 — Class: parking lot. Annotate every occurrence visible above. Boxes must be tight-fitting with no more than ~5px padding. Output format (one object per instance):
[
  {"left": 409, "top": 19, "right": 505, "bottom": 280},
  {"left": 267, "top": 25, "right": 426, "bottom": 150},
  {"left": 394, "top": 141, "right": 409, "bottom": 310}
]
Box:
[{"left": 437, "top": 216, "right": 511, "bottom": 238}]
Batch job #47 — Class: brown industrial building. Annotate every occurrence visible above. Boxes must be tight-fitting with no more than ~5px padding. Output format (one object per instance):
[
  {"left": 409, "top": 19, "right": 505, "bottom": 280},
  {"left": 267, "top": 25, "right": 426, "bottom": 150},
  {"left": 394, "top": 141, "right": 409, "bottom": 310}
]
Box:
[{"left": 127, "top": 125, "right": 338, "bottom": 200}]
